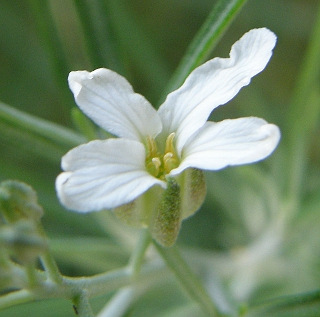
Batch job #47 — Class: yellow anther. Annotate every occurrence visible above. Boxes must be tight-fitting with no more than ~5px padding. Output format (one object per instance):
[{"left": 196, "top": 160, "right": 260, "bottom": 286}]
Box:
[{"left": 145, "top": 133, "right": 179, "bottom": 178}]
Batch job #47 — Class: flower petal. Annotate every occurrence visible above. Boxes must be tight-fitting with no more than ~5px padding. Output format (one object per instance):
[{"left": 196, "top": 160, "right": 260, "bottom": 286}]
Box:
[
  {"left": 56, "top": 139, "right": 165, "bottom": 212},
  {"left": 68, "top": 68, "right": 162, "bottom": 142},
  {"left": 158, "top": 28, "right": 277, "bottom": 154},
  {"left": 170, "top": 117, "right": 280, "bottom": 174}
]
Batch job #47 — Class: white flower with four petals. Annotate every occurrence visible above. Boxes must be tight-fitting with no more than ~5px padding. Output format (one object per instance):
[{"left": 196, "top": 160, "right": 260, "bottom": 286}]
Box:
[{"left": 56, "top": 28, "right": 280, "bottom": 246}]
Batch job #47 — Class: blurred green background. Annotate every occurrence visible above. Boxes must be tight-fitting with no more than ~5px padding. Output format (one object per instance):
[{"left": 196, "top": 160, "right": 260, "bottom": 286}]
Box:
[{"left": 1, "top": 0, "right": 320, "bottom": 316}]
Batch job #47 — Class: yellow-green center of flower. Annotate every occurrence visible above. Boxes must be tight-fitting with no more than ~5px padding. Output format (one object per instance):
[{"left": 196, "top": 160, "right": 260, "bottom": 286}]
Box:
[{"left": 145, "top": 133, "right": 179, "bottom": 179}]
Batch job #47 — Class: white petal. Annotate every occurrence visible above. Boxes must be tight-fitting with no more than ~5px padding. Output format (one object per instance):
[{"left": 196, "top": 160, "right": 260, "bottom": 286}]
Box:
[
  {"left": 170, "top": 117, "right": 280, "bottom": 174},
  {"left": 158, "top": 28, "right": 277, "bottom": 154},
  {"left": 68, "top": 68, "right": 162, "bottom": 142},
  {"left": 56, "top": 139, "right": 165, "bottom": 212}
]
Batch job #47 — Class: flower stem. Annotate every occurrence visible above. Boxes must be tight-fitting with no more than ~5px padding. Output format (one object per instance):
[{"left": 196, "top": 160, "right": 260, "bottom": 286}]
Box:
[
  {"left": 64, "top": 261, "right": 167, "bottom": 299},
  {"left": 160, "top": 0, "right": 248, "bottom": 101},
  {"left": 25, "top": 264, "right": 40, "bottom": 289},
  {"left": 40, "top": 251, "right": 63, "bottom": 284},
  {"left": 35, "top": 223, "right": 63, "bottom": 284},
  {"left": 0, "top": 290, "right": 36, "bottom": 311},
  {"left": 73, "top": 291, "right": 95, "bottom": 317},
  {"left": 97, "top": 287, "right": 135, "bottom": 317},
  {"left": 127, "top": 229, "right": 151, "bottom": 277},
  {"left": 96, "top": 230, "right": 151, "bottom": 316},
  {"left": 154, "top": 243, "right": 221, "bottom": 317}
]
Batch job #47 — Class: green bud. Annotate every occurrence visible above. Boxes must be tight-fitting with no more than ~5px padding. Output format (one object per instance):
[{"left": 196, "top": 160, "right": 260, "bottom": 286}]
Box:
[
  {"left": 0, "top": 220, "right": 47, "bottom": 264},
  {"left": 150, "top": 178, "right": 181, "bottom": 247},
  {"left": 0, "top": 248, "right": 13, "bottom": 289},
  {"left": 0, "top": 180, "right": 44, "bottom": 223}
]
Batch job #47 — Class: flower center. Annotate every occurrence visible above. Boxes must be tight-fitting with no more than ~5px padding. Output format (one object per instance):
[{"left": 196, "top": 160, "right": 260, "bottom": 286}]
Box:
[{"left": 145, "top": 133, "right": 179, "bottom": 179}]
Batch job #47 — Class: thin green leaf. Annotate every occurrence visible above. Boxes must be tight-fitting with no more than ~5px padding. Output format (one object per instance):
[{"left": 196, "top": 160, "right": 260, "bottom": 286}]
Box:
[
  {"left": 284, "top": 2, "right": 320, "bottom": 207},
  {"left": 105, "top": 0, "right": 171, "bottom": 99},
  {"left": 0, "top": 121, "right": 64, "bottom": 163},
  {"left": 287, "top": 2, "right": 320, "bottom": 139},
  {"left": 247, "top": 289, "right": 320, "bottom": 317},
  {"left": 28, "top": 0, "right": 71, "bottom": 104},
  {"left": 160, "top": 0, "right": 248, "bottom": 101},
  {"left": 72, "top": 0, "right": 124, "bottom": 73},
  {"left": 0, "top": 101, "right": 86, "bottom": 149}
]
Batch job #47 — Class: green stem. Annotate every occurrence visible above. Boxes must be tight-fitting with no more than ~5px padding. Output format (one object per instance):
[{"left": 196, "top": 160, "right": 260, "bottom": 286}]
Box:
[
  {"left": 160, "top": 0, "right": 248, "bottom": 101},
  {"left": 95, "top": 230, "right": 151, "bottom": 316},
  {"left": 0, "top": 290, "right": 36, "bottom": 311},
  {"left": 154, "top": 243, "right": 221, "bottom": 317},
  {"left": 36, "top": 224, "right": 63, "bottom": 284},
  {"left": 0, "top": 101, "right": 86, "bottom": 148},
  {"left": 64, "top": 262, "right": 167, "bottom": 299},
  {"left": 25, "top": 264, "right": 40, "bottom": 289},
  {"left": 97, "top": 287, "right": 136, "bottom": 317},
  {"left": 40, "top": 251, "right": 63, "bottom": 284},
  {"left": 73, "top": 291, "right": 95, "bottom": 317},
  {"left": 0, "top": 261, "right": 167, "bottom": 311},
  {"left": 127, "top": 229, "right": 151, "bottom": 277}
]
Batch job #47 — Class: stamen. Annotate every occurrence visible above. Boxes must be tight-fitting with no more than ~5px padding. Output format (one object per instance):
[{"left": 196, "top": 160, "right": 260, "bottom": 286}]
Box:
[
  {"left": 146, "top": 157, "right": 161, "bottom": 177},
  {"left": 146, "top": 135, "right": 158, "bottom": 159},
  {"left": 164, "top": 152, "right": 178, "bottom": 174},
  {"left": 152, "top": 157, "right": 161, "bottom": 172},
  {"left": 145, "top": 133, "right": 179, "bottom": 178},
  {"left": 165, "top": 133, "right": 176, "bottom": 154}
]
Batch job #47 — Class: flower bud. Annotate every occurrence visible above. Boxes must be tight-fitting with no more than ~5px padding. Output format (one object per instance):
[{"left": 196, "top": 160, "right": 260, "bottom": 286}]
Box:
[
  {"left": 0, "top": 248, "right": 13, "bottom": 289},
  {"left": 0, "top": 220, "right": 47, "bottom": 265},
  {"left": 0, "top": 180, "right": 44, "bottom": 223}
]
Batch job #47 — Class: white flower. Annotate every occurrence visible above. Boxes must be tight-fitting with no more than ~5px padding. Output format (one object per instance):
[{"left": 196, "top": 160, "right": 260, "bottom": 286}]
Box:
[{"left": 56, "top": 28, "right": 280, "bottom": 246}]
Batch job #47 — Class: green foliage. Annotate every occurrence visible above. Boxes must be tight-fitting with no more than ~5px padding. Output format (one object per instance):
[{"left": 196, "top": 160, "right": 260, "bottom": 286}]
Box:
[{"left": 1, "top": 0, "right": 320, "bottom": 316}]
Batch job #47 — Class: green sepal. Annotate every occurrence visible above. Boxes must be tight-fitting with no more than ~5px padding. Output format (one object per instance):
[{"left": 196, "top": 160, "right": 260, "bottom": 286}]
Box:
[
  {"left": 113, "top": 182, "right": 182, "bottom": 247},
  {"left": 150, "top": 178, "right": 181, "bottom": 247},
  {"left": 113, "top": 185, "right": 164, "bottom": 228},
  {"left": 178, "top": 168, "right": 206, "bottom": 220}
]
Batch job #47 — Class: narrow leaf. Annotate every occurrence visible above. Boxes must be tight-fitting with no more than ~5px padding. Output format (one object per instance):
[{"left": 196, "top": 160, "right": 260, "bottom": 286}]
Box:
[
  {"left": 0, "top": 101, "right": 86, "bottom": 148},
  {"left": 72, "top": 0, "right": 124, "bottom": 72},
  {"left": 247, "top": 289, "right": 320, "bottom": 317}
]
